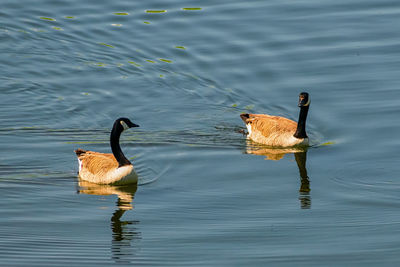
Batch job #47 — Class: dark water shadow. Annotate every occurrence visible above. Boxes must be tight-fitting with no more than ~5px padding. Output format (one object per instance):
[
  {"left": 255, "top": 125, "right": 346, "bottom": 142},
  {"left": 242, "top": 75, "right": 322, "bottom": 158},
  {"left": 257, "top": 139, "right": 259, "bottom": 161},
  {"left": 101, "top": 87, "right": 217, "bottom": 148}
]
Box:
[
  {"left": 245, "top": 141, "right": 311, "bottom": 209},
  {"left": 77, "top": 180, "right": 141, "bottom": 263}
]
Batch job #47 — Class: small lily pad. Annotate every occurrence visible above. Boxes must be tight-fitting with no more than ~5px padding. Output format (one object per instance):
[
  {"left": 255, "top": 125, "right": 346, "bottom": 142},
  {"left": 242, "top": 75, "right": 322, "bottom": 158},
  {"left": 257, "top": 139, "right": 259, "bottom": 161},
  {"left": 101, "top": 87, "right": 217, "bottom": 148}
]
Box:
[
  {"left": 182, "top": 8, "right": 202, "bottom": 11},
  {"left": 40, "top": 17, "right": 56, "bottom": 21},
  {"left": 113, "top": 12, "right": 129, "bottom": 15},
  {"left": 30, "top": 28, "right": 46, "bottom": 32},
  {"left": 66, "top": 141, "right": 104, "bottom": 144},
  {"left": 159, "top": 58, "right": 172, "bottom": 63},
  {"left": 128, "top": 61, "right": 141, "bottom": 67},
  {"left": 175, "top": 46, "right": 186, "bottom": 50},
  {"left": 321, "top": 141, "right": 335, "bottom": 146},
  {"left": 146, "top": 10, "right": 167, "bottom": 13},
  {"left": 21, "top": 126, "right": 39, "bottom": 130},
  {"left": 94, "top": 62, "right": 106, "bottom": 67},
  {"left": 99, "top": 42, "right": 114, "bottom": 48}
]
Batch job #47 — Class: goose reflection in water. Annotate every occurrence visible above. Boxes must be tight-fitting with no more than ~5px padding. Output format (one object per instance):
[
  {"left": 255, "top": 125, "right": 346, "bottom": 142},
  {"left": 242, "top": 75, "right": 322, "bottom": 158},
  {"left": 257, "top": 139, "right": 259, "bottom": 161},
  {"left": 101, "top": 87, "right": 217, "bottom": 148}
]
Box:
[
  {"left": 245, "top": 141, "right": 311, "bottom": 209},
  {"left": 77, "top": 179, "right": 141, "bottom": 263}
]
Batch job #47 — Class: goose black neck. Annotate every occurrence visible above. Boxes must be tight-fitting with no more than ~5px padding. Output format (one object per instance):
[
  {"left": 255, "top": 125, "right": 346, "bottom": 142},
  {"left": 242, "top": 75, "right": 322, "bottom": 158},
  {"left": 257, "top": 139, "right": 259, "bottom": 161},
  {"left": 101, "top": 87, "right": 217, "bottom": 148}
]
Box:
[
  {"left": 110, "top": 125, "right": 131, "bottom": 167},
  {"left": 294, "top": 106, "right": 309, "bottom": 139},
  {"left": 294, "top": 151, "right": 308, "bottom": 180},
  {"left": 295, "top": 152, "right": 310, "bottom": 194}
]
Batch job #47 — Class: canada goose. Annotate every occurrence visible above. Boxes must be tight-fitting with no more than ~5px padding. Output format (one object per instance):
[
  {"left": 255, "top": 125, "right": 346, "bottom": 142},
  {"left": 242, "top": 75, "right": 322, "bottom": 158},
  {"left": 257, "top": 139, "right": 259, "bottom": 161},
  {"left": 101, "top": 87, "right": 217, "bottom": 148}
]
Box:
[
  {"left": 240, "top": 92, "right": 310, "bottom": 147},
  {"left": 75, "top": 117, "right": 139, "bottom": 185}
]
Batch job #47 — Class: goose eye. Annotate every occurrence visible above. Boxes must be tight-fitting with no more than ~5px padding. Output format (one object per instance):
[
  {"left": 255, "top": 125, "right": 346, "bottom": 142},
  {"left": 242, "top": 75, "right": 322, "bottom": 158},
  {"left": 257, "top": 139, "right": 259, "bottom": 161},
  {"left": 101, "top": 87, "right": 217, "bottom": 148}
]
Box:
[{"left": 120, "top": 121, "right": 129, "bottom": 130}]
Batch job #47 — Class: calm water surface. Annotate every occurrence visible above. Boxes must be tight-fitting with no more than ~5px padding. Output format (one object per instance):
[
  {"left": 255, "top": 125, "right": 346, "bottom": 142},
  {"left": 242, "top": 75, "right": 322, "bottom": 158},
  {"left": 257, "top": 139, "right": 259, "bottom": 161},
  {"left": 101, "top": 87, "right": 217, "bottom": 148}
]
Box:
[{"left": 1, "top": 0, "right": 400, "bottom": 265}]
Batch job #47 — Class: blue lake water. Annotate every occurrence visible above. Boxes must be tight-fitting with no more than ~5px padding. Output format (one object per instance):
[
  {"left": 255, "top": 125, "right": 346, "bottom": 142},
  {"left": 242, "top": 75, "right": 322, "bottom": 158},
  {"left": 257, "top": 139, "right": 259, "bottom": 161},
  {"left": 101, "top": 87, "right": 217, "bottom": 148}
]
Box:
[{"left": 1, "top": 0, "right": 400, "bottom": 265}]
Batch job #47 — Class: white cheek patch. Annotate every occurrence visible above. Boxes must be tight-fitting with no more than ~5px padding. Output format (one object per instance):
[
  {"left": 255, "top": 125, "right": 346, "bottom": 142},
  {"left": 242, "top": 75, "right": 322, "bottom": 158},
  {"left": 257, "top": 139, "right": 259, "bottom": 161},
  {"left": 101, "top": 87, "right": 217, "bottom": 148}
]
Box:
[
  {"left": 246, "top": 124, "right": 252, "bottom": 135},
  {"left": 78, "top": 159, "right": 82, "bottom": 172},
  {"left": 120, "top": 121, "right": 129, "bottom": 130}
]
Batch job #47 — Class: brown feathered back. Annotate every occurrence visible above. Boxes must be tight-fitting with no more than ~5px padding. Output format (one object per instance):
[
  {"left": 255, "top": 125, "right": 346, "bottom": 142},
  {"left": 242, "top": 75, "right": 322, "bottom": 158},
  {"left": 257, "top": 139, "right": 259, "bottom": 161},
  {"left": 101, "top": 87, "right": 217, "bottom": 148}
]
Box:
[
  {"left": 246, "top": 114, "right": 297, "bottom": 135},
  {"left": 75, "top": 150, "right": 136, "bottom": 184},
  {"left": 79, "top": 151, "right": 118, "bottom": 174},
  {"left": 241, "top": 113, "right": 307, "bottom": 147}
]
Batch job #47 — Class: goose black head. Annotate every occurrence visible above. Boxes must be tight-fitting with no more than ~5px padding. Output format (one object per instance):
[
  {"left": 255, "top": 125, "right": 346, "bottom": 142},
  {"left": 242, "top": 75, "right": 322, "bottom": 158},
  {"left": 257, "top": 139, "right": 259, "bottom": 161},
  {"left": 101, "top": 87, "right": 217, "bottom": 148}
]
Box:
[
  {"left": 116, "top": 117, "right": 140, "bottom": 131},
  {"left": 298, "top": 92, "right": 310, "bottom": 107}
]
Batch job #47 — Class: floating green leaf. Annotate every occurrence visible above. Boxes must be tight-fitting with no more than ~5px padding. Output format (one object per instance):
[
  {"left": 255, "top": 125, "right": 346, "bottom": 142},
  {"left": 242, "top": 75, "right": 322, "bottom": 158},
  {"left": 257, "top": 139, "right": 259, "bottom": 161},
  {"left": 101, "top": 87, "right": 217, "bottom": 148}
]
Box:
[
  {"left": 182, "top": 7, "right": 202, "bottom": 11},
  {"left": 320, "top": 141, "right": 335, "bottom": 146},
  {"left": 113, "top": 12, "right": 129, "bottom": 15},
  {"left": 146, "top": 59, "right": 156, "bottom": 63},
  {"left": 143, "top": 21, "right": 151, "bottom": 24},
  {"left": 52, "top": 26, "right": 63, "bottom": 31},
  {"left": 231, "top": 104, "right": 238, "bottom": 108},
  {"left": 99, "top": 42, "right": 114, "bottom": 48},
  {"left": 81, "top": 92, "right": 90, "bottom": 95},
  {"left": 175, "top": 46, "right": 186, "bottom": 50},
  {"left": 30, "top": 28, "right": 46, "bottom": 32},
  {"left": 65, "top": 16, "right": 75, "bottom": 19},
  {"left": 146, "top": 10, "right": 167, "bottom": 13},
  {"left": 21, "top": 126, "right": 39, "bottom": 130},
  {"left": 65, "top": 141, "right": 104, "bottom": 144},
  {"left": 159, "top": 58, "right": 172, "bottom": 63},
  {"left": 128, "top": 61, "right": 141, "bottom": 67},
  {"left": 40, "top": 17, "right": 56, "bottom": 21}
]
